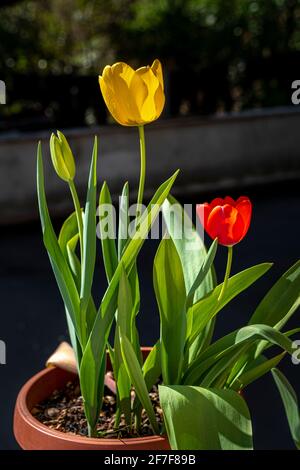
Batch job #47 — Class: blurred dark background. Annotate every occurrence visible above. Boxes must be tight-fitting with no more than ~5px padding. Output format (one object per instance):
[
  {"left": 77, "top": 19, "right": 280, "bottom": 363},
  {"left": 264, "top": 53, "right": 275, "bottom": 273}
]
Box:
[
  {"left": 1, "top": 0, "right": 300, "bottom": 130},
  {"left": 0, "top": 0, "right": 299, "bottom": 450}
]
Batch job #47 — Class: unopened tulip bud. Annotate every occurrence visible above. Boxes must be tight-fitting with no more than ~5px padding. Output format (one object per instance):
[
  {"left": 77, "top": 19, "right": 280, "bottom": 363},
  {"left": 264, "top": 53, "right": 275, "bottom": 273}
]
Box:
[{"left": 50, "top": 131, "right": 76, "bottom": 181}]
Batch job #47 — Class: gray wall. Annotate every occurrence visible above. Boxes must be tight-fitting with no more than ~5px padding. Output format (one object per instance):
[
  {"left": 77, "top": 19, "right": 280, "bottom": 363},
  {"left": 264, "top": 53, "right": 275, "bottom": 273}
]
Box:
[{"left": 0, "top": 107, "right": 299, "bottom": 224}]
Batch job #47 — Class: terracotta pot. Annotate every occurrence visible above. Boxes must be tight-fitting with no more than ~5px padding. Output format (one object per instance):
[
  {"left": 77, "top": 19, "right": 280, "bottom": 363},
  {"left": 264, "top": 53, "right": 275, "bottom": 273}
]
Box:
[{"left": 14, "top": 347, "right": 170, "bottom": 450}]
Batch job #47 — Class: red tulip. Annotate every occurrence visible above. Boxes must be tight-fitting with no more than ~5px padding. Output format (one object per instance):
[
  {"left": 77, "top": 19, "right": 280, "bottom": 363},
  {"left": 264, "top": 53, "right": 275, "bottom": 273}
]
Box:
[{"left": 196, "top": 196, "right": 252, "bottom": 246}]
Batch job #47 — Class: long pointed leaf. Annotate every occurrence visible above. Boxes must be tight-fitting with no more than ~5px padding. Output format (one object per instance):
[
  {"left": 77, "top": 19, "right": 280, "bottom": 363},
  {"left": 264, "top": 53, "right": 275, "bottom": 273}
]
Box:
[
  {"left": 80, "top": 137, "right": 98, "bottom": 337},
  {"left": 99, "top": 181, "right": 118, "bottom": 282},
  {"left": 272, "top": 368, "right": 300, "bottom": 449},
  {"left": 37, "top": 142, "right": 81, "bottom": 343},
  {"left": 118, "top": 181, "right": 130, "bottom": 260}
]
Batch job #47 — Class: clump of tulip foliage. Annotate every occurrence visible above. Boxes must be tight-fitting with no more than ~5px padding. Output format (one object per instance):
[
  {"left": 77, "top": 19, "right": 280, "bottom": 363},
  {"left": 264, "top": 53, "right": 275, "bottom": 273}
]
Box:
[{"left": 37, "top": 60, "right": 300, "bottom": 450}]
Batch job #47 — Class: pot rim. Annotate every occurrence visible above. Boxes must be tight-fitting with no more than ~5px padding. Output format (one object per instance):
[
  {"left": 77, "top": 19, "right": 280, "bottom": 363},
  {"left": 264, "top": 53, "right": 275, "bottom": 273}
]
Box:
[{"left": 15, "top": 347, "right": 167, "bottom": 446}]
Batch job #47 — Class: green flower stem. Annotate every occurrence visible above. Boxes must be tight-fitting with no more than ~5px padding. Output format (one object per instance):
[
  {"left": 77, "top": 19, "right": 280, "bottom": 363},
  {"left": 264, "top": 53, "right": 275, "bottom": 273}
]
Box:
[
  {"left": 136, "top": 125, "right": 146, "bottom": 222},
  {"left": 69, "top": 179, "right": 83, "bottom": 262},
  {"left": 218, "top": 246, "right": 233, "bottom": 302}
]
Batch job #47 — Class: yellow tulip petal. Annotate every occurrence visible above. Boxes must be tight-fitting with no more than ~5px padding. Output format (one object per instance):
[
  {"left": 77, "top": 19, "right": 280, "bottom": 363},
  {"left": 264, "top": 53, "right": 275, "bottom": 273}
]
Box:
[
  {"left": 99, "top": 76, "right": 130, "bottom": 126},
  {"left": 111, "top": 63, "right": 141, "bottom": 124},
  {"left": 129, "top": 72, "right": 148, "bottom": 122},
  {"left": 136, "top": 67, "right": 160, "bottom": 122},
  {"left": 154, "top": 85, "right": 165, "bottom": 120},
  {"left": 102, "top": 65, "right": 114, "bottom": 83},
  {"left": 151, "top": 59, "right": 164, "bottom": 91},
  {"left": 113, "top": 62, "right": 135, "bottom": 86}
]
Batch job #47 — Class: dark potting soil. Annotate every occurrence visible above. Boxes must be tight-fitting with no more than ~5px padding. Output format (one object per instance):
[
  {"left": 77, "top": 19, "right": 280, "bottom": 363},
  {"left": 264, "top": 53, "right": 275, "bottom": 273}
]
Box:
[{"left": 31, "top": 376, "right": 163, "bottom": 438}]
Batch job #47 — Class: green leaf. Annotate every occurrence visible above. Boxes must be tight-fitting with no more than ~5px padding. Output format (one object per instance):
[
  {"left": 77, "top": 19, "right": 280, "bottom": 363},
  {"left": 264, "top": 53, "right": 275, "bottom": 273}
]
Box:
[
  {"left": 162, "top": 195, "right": 216, "bottom": 301},
  {"left": 186, "top": 238, "right": 218, "bottom": 309},
  {"left": 58, "top": 215, "right": 82, "bottom": 366},
  {"left": 65, "top": 308, "right": 82, "bottom": 368},
  {"left": 231, "top": 352, "right": 285, "bottom": 391},
  {"left": 80, "top": 137, "right": 98, "bottom": 331},
  {"left": 249, "top": 260, "right": 300, "bottom": 330},
  {"left": 82, "top": 350, "right": 106, "bottom": 436},
  {"left": 114, "top": 266, "right": 133, "bottom": 424},
  {"left": 154, "top": 237, "right": 186, "bottom": 384},
  {"left": 66, "top": 234, "right": 97, "bottom": 339},
  {"left": 284, "top": 327, "right": 300, "bottom": 338},
  {"left": 187, "top": 263, "right": 272, "bottom": 345},
  {"left": 120, "top": 333, "right": 159, "bottom": 434},
  {"left": 37, "top": 142, "right": 81, "bottom": 343},
  {"left": 107, "top": 342, "right": 114, "bottom": 371},
  {"left": 58, "top": 211, "right": 78, "bottom": 261},
  {"left": 66, "top": 235, "right": 80, "bottom": 285},
  {"left": 142, "top": 342, "right": 161, "bottom": 391},
  {"left": 183, "top": 324, "right": 294, "bottom": 386},
  {"left": 200, "top": 343, "right": 251, "bottom": 388},
  {"left": 128, "top": 264, "right": 142, "bottom": 362},
  {"left": 234, "top": 324, "right": 294, "bottom": 355},
  {"left": 272, "top": 368, "right": 300, "bottom": 449},
  {"left": 99, "top": 181, "right": 118, "bottom": 282},
  {"left": 225, "top": 325, "right": 294, "bottom": 386},
  {"left": 163, "top": 196, "right": 217, "bottom": 361},
  {"left": 118, "top": 182, "right": 130, "bottom": 260},
  {"left": 159, "top": 385, "right": 253, "bottom": 450},
  {"left": 79, "top": 170, "right": 179, "bottom": 432},
  {"left": 133, "top": 342, "right": 161, "bottom": 422},
  {"left": 113, "top": 340, "right": 131, "bottom": 426},
  {"left": 187, "top": 319, "right": 216, "bottom": 365},
  {"left": 117, "top": 265, "right": 132, "bottom": 337}
]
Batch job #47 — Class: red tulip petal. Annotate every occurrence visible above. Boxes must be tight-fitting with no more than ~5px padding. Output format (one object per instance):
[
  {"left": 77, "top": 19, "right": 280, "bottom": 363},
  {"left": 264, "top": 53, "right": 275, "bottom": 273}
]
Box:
[
  {"left": 209, "top": 197, "right": 225, "bottom": 209},
  {"left": 224, "top": 196, "right": 236, "bottom": 206},
  {"left": 236, "top": 197, "right": 252, "bottom": 236},
  {"left": 207, "top": 204, "right": 245, "bottom": 246},
  {"left": 236, "top": 196, "right": 250, "bottom": 204}
]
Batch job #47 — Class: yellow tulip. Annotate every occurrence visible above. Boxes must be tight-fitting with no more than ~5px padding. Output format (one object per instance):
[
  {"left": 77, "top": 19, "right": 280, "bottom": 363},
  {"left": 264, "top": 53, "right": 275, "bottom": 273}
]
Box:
[
  {"left": 99, "top": 59, "right": 165, "bottom": 126},
  {"left": 50, "top": 131, "right": 76, "bottom": 181}
]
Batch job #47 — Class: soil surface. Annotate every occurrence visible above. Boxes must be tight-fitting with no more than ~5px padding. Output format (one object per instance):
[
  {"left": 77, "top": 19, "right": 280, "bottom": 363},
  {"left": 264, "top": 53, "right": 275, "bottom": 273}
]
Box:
[{"left": 31, "top": 376, "right": 163, "bottom": 438}]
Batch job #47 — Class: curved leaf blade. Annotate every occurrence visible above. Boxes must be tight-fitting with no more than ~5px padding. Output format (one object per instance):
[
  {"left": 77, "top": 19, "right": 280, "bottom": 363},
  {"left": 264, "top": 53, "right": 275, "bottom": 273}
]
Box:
[
  {"left": 249, "top": 260, "right": 300, "bottom": 330},
  {"left": 187, "top": 263, "right": 272, "bottom": 345},
  {"left": 159, "top": 385, "right": 253, "bottom": 450}
]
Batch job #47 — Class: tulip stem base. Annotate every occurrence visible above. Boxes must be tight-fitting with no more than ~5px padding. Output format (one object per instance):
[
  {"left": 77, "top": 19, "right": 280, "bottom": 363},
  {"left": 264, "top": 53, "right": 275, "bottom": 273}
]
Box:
[
  {"left": 218, "top": 246, "right": 233, "bottom": 302},
  {"left": 136, "top": 125, "right": 146, "bottom": 223},
  {"left": 69, "top": 180, "right": 84, "bottom": 262}
]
